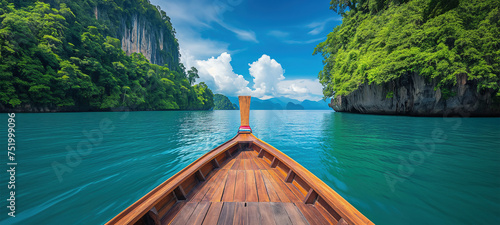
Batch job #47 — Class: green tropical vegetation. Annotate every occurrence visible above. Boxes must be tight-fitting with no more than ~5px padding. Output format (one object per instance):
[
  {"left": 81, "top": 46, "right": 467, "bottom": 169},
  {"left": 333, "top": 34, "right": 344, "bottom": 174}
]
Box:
[
  {"left": 314, "top": 0, "right": 500, "bottom": 99},
  {"left": 0, "top": 0, "right": 214, "bottom": 111},
  {"left": 213, "top": 94, "right": 236, "bottom": 110}
]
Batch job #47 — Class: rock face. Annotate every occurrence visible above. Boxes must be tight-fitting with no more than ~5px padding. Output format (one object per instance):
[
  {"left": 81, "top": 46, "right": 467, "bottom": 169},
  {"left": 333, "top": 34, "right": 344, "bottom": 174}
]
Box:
[
  {"left": 96, "top": 7, "right": 179, "bottom": 67},
  {"left": 330, "top": 73, "right": 500, "bottom": 116}
]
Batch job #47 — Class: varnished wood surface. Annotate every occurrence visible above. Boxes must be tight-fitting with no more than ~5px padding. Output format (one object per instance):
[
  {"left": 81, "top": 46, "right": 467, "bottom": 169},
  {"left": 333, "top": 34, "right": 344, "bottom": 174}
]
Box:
[
  {"left": 238, "top": 96, "right": 251, "bottom": 127},
  {"left": 158, "top": 148, "right": 366, "bottom": 225}
]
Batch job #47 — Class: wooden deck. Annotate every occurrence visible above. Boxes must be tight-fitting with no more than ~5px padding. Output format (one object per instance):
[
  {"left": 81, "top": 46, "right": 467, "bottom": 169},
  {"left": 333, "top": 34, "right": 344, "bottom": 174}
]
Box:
[{"left": 163, "top": 148, "right": 330, "bottom": 225}]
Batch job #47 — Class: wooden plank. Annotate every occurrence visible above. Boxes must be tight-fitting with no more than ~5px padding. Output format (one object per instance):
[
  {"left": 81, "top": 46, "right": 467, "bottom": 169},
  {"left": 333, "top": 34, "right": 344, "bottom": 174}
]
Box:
[
  {"left": 295, "top": 203, "right": 329, "bottom": 225},
  {"left": 233, "top": 170, "right": 246, "bottom": 202},
  {"left": 207, "top": 170, "right": 230, "bottom": 202},
  {"left": 202, "top": 202, "right": 223, "bottom": 225},
  {"left": 239, "top": 159, "right": 247, "bottom": 170},
  {"left": 217, "top": 202, "right": 236, "bottom": 225},
  {"left": 221, "top": 157, "right": 236, "bottom": 170},
  {"left": 246, "top": 202, "right": 261, "bottom": 224},
  {"left": 222, "top": 170, "right": 237, "bottom": 202},
  {"left": 315, "top": 201, "right": 338, "bottom": 225},
  {"left": 254, "top": 170, "right": 270, "bottom": 202},
  {"left": 233, "top": 202, "right": 247, "bottom": 225},
  {"left": 252, "top": 157, "right": 266, "bottom": 170},
  {"left": 257, "top": 157, "right": 272, "bottom": 169},
  {"left": 247, "top": 156, "right": 258, "bottom": 170},
  {"left": 306, "top": 204, "right": 330, "bottom": 225},
  {"left": 316, "top": 197, "right": 341, "bottom": 221},
  {"left": 270, "top": 202, "right": 293, "bottom": 225},
  {"left": 245, "top": 150, "right": 254, "bottom": 159},
  {"left": 190, "top": 169, "right": 222, "bottom": 202},
  {"left": 245, "top": 159, "right": 252, "bottom": 170},
  {"left": 241, "top": 151, "right": 248, "bottom": 159},
  {"left": 231, "top": 158, "right": 240, "bottom": 170},
  {"left": 262, "top": 170, "right": 290, "bottom": 202},
  {"left": 258, "top": 202, "right": 277, "bottom": 225},
  {"left": 245, "top": 170, "right": 258, "bottom": 202},
  {"left": 185, "top": 202, "right": 211, "bottom": 225},
  {"left": 261, "top": 170, "right": 281, "bottom": 202},
  {"left": 270, "top": 168, "right": 306, "bottom": 201},
  {"left": 161, "top": 201, "right": 186, "bottom": 225},
  {"left": 282, "top": 203, "right": 310, "bottom": 225},
  {"left": 338, "top": 218, "right": 348, "bottom": 225},
  {"left": 170, "top": 202, "right": 198, "bottom": 225},
  {"left": 292, "top": 178, "right": 309, "bottom": 197},
  {"left": 249, "top": 148, "right": 258, "bottom": 157},
  {"left": 268, "top": 169, "right": 301, "bottom": 202},
  {"left": 285, "top": 181, "right": 306, "bottom": 203},
  {"left": 202, "top": 169, "right": 229, "bottom": 202}
]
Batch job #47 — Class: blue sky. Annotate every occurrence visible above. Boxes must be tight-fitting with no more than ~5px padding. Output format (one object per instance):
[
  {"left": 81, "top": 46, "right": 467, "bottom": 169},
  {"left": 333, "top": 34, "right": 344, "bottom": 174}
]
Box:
[{"left": 150, "top": 0, "right": 342, "bottom": 101}]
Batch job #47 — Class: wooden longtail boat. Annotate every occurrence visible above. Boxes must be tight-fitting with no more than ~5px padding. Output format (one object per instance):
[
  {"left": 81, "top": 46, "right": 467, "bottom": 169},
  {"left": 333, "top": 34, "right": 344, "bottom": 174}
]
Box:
[{"left": 107, "top": 96, "right": 373, "bottom": 225}]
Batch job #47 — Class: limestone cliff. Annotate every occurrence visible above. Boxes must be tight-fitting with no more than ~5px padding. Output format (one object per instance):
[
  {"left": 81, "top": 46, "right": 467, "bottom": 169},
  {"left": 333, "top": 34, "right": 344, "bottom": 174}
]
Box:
[
  {"left": 95, "top": 6, "right": 179, "bottom": 68},
  {"left": 330, "top": 73, "right": 500, "bottom": 116}
]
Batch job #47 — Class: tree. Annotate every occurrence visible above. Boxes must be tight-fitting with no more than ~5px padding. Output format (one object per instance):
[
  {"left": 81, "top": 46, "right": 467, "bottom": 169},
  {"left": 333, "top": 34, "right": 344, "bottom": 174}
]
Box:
[
  {"left": 315, "top": 0, "right": 500, "bottom": 99},
  {"left": 213, "top": 94, "right": 236, "bottom": 110},
  {"left": 187, "top": 66, "right": 199, "bottom": 85}
]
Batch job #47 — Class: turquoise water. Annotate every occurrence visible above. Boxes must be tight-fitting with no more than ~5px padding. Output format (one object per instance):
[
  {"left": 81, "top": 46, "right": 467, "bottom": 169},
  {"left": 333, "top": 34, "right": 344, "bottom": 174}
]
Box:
[{"left": 0, "top": 110, "right": 499, "bottom": 224}]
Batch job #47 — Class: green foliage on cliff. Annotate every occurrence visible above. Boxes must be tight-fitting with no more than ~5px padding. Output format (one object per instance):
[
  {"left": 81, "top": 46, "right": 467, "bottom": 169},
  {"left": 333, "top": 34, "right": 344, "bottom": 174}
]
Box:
[
  {"left": 314, "top": 0, "right": 500, "bottom": 98},
  {"left": 0, "top": 0, "right": 214, "bottom": 111},
  {"left": 213, "top": 94, "right": 236, "bottom": 110}
]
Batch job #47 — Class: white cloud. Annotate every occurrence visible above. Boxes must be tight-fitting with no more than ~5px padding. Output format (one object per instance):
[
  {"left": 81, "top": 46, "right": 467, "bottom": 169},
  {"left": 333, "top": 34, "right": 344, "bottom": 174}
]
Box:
[
  {"left": 195, "top": 52, "right": 251, "bottom": 96},
  {"left": 248, "top": 55, "right": 285, "bottom": 98},
  {"left": 278, "top": 79, "right": 323, "bottom": 101},
  {"left": 195, "top": 53, "right": 322, "bottom": 101}
]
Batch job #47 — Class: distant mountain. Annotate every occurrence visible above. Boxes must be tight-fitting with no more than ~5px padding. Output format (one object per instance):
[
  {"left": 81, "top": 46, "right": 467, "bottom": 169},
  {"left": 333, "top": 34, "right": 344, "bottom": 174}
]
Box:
[
  {"left": 227, "top": 96, "right": 331, "bottom": 110},
  {"left": 301, "top": 100, "right": 330, "bottom": 110},
  {"left": 252, "top": 100, "right": 283, "bottom": 110},
  {"left": 286, "top": 102, "right": 304, "bottom": 110}
]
